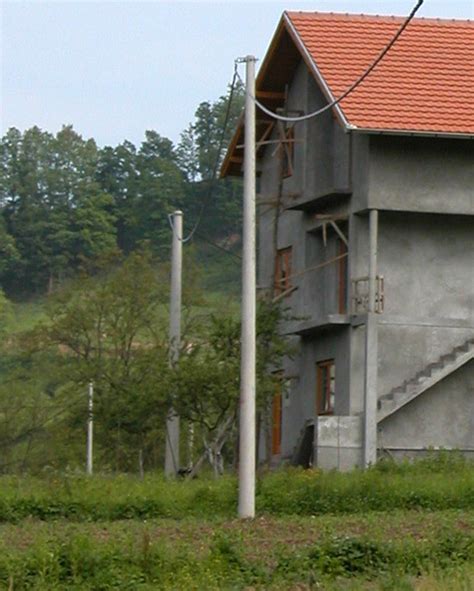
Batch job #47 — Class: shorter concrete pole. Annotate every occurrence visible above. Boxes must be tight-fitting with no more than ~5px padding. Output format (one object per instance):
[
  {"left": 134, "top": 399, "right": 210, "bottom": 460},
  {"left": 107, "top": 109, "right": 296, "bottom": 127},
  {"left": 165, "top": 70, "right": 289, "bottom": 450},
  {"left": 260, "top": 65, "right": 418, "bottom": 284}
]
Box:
[
  {"left": 86, "top": 381, "right": 94, "bottom": 475},
  {"left": 363, "top": 209, "right": 379, "bottom": 467}
]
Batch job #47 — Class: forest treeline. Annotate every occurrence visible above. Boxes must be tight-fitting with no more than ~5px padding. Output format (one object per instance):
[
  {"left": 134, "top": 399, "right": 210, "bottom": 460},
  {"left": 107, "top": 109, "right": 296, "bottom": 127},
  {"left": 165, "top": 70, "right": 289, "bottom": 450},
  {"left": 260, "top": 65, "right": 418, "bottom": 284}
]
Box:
[
  {"left": 0, "top": 83, "right": 244, "bottom": 297},
  {"left": 0, "top": 82, "right": 276, "bottom": 475}
]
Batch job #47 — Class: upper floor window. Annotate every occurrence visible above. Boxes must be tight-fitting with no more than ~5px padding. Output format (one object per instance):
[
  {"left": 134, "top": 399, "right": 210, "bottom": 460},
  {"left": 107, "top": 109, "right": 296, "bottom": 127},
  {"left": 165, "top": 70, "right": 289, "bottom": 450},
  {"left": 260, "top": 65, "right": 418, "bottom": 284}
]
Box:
[
  {"left": 316, "top": 359, "right": 335, "bottom": 415},
  {"left": 275, "top": 246, "right": 292, "bottom": 295}
]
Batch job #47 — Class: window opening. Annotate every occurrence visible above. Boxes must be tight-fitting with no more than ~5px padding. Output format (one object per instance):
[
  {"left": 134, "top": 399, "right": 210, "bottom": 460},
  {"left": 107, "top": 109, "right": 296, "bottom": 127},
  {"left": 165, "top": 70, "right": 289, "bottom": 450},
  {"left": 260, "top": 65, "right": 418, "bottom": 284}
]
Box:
[
  {"left": 272, "top": 382, "right": 282, "bottom": 455},
  {"left": 316, "top": 360, "right": 335, "bottom": 415}
]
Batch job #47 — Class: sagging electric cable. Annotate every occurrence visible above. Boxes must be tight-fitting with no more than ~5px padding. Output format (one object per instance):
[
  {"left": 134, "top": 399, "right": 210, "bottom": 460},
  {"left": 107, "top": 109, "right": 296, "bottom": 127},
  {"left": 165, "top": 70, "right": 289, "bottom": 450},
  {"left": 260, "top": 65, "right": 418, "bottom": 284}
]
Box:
[{"left": 236, "top": 0, "right": 424, "bottom": 123}]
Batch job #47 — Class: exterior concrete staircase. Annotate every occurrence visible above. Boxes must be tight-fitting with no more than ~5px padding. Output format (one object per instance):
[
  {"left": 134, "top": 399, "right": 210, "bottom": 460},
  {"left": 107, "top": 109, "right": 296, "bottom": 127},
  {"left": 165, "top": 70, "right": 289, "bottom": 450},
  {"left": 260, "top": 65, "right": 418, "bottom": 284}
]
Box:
[{"left": 378, "top": 337, "right": 474, "bottom": 423}]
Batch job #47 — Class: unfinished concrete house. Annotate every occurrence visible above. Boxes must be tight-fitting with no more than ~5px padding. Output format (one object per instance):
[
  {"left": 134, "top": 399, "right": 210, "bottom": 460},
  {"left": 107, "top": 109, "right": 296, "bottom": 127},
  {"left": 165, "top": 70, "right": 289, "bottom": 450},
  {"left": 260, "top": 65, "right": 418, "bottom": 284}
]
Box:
[{"left": 222, "top": 12, "right": 474, "bottom": 469}]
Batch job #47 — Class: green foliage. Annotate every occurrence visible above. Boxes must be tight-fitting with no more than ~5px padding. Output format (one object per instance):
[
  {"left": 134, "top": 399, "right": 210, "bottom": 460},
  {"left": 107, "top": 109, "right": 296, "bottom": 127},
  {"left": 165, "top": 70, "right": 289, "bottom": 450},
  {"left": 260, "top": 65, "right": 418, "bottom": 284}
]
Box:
[
  {"left": 0, "top": 505, "right": 472, "bottom": 589},
  {"left": 173, "top": 299, "right": 290, "bottom": 427},
  {"left": 0, "top": 125, "right": 118, "bottom": 294},
  {"left": 29, "top": 250, "right": 171, "bottom": 471},
  {"left": 0, "top": 473, "right": 238, "bottom": 522},
  {"left": 1, "top": 458, "right": 474, "bottom": 522},
  {"left": 258, "top": 461, "right": 474, "bottom": 515},
  {"left": 0, "top": 80, "right": 244, "bottom": 298},
  {"left": 0, "top": 288, "right": 12, "bottom": 334},
  {"left": 0, "top": 464, "right": 473, "bottom": 588}
]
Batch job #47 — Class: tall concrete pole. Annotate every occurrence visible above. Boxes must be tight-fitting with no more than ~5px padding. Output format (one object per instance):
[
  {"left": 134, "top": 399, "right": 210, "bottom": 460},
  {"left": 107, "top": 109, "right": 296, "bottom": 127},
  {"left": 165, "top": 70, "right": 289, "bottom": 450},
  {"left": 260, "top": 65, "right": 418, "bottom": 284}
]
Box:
[
  {"left": 363, "top": 209, "right": 379, "bottom": 466},
  {"left": 165, "top": 210, "right": 182, "bottom": 477},
  {"left": 86, "top": 381, "right": 94, "bottom": 475},
  {"left": 238, "top": 55, "right": 257, "bottom": 519}
]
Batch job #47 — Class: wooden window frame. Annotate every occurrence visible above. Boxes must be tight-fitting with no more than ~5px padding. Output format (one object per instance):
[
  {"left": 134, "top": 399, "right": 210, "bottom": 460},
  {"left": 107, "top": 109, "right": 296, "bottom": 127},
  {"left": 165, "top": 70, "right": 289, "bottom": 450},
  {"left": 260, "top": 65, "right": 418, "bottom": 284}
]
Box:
[
  {"left": 316, "top": 359, "right": 335, "bottom": 416},
  {"left": 274, "top": 246, "right": 292, "bottom": 296},
  {"left": 271, "top": 382, "right": 282, "bottom": 455}
]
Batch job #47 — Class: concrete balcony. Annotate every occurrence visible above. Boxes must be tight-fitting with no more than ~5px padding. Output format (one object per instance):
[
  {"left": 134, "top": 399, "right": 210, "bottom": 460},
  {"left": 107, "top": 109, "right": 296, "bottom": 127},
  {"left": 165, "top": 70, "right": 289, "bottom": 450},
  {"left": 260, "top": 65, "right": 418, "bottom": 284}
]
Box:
[
  {"left": 284, "top": 186, "right": 352, "bottom": 212},
  {"left": 284, "top": 313, "right": 350, "bottom": 336}
]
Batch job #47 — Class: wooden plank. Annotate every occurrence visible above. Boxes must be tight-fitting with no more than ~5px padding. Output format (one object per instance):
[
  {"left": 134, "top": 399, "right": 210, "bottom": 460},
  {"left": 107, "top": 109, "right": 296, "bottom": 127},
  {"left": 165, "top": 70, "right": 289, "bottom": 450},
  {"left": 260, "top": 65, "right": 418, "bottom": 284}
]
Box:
[{"left": 257, "top": 91, "right": 286, "bottom": 99}]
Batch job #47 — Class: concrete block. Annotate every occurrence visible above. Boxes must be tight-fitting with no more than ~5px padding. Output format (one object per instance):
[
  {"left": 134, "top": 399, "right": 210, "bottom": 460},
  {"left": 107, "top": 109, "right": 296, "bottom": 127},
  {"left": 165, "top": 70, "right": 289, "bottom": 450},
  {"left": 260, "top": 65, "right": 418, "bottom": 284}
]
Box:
[{"left": 317, "top": 416, "right": 363, "bottom": 448}]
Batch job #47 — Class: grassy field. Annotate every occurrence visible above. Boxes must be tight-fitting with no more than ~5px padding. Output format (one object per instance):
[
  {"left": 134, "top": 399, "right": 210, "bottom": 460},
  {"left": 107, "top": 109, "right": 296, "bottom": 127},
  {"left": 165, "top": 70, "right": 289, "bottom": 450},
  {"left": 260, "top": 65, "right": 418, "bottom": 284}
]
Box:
[
  {"left": 0, "top": 510, "right": 473, "bottom": 590},
  {"left": 0, "top": 459, "right": 473, "bottom": 589}
]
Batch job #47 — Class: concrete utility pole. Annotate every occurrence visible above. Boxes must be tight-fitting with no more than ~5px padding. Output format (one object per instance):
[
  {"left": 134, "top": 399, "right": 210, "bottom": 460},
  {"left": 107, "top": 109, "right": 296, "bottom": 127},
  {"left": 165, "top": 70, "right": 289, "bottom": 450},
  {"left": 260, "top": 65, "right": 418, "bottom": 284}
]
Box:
[
  {"left": 238, "top": 55, "right": 257, "bottom": 519},
  {"left": 165, "top": 210, "right": 182, "bottom": 477},
  {"left": 364, "top": 209, "right": 379, "bottom": 466},
  {"left": 86, "top": 381, "right": 94, "bottom": 475}
]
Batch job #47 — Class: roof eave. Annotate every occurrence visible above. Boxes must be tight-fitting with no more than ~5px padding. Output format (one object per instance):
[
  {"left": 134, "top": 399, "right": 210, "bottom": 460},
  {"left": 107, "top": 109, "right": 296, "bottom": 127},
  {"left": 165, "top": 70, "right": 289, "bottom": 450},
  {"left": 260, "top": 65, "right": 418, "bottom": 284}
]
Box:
[{"left": 351, "top": 126, "right": 474, "bottom": 140}]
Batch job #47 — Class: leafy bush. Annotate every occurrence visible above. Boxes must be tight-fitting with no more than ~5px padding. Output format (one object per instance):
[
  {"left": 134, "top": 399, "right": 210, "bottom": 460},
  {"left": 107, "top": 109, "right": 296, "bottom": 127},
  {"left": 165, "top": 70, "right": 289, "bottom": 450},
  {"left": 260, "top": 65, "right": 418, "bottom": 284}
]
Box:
[{"left": 1, "top": 459, "right": 474, "bottom": 524}]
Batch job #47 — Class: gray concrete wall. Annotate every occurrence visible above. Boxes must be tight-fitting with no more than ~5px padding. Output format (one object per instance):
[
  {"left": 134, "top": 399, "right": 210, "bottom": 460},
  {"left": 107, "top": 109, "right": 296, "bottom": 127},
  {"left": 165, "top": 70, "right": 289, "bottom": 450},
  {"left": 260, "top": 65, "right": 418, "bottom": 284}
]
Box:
[
  {"left": 378, "top": 212, "right": 474, "bottom": 320},
  {"left": 375, "top": 211, "right": 474, "bottom": 395},
  {"left": 366, "top": 136, "right": 474, "bottom": 215},
  {"left": 379, "top": 359, "right": 474, "bottom": 452}
]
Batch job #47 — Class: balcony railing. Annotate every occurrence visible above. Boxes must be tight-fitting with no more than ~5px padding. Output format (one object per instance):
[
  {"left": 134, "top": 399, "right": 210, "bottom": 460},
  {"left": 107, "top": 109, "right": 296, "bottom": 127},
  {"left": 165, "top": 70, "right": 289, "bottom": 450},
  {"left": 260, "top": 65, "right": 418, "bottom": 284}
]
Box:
[{"left": 351, "top": 275, "right": 384, "bottom": 314}]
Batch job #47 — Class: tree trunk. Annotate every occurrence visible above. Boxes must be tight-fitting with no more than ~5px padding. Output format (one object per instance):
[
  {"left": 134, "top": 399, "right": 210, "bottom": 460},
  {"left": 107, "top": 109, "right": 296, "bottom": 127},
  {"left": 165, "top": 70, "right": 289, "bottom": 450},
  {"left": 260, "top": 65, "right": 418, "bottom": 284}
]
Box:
[
  {"left": 47, "top": 272, "right": 54, "bottom": 295},
  {"left": 186, "top": 414, "right": 235, "bottom": 479}
]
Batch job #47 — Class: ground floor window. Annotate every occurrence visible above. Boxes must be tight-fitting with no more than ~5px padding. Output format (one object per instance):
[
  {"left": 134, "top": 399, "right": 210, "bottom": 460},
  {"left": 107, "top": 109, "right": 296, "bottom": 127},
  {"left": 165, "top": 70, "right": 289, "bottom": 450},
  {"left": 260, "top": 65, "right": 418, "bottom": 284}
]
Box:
[{"left": 316, "top": 359, "right": 335, "bottom": 415}]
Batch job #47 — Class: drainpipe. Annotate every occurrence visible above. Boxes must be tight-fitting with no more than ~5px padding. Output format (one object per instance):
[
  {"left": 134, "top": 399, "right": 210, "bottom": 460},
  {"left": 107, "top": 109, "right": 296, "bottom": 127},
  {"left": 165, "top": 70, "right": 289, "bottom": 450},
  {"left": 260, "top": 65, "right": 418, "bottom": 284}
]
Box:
[{"left": 363, "top": 209, "right": 379, "bottom": 466}]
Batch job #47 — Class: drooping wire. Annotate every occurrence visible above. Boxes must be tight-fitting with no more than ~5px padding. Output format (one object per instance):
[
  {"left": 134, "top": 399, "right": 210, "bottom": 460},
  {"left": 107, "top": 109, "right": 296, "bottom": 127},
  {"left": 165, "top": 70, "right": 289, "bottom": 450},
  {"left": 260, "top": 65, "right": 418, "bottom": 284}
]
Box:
[
  {"left": 169, "top": 61, "right": 241, "bottom": 243},
  {"left": 195, "top": 231, "right": 241, "bottom": 262},
  {"left": 237, "top": 0, "right": 424, "bottom": 123}
]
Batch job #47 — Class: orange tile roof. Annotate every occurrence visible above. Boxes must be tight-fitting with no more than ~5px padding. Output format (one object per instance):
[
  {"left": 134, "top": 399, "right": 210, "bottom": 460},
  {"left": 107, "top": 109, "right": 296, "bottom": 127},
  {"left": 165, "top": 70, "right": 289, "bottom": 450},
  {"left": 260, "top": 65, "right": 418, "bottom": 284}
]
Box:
[{"left": 286, "top": 12, "right": 474, "bottom": 135}]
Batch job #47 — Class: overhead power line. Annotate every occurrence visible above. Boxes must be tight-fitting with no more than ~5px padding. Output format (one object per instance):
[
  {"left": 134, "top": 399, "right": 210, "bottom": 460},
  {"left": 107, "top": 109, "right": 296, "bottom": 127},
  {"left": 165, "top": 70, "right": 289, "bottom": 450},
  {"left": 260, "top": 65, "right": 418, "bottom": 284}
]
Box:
[
  {"left": 169, "top": 62, "right": 241, "bottom": 243},
  {"left": 195, "top": 231, "right": 241, "bottom": 262},
  {"left": 238, "top": 0, "right": 424, "bottom": 123}
]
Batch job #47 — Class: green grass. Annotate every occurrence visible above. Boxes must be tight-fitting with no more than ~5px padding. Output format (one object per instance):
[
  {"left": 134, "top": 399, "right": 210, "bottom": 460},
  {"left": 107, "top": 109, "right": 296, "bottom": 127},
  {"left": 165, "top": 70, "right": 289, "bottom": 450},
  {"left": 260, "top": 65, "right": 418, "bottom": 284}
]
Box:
[
  {"left": 1, "top": 460, "right": 474, "bottom": 589},
  {"left": 6, "top": 300, "right": 47, "bottom": 334},
  {"left": 0, "top": 511, "right": 472, "bottom": 589},
  {"left": 1, "top": 456, "right": 474, "bottom": 523}
]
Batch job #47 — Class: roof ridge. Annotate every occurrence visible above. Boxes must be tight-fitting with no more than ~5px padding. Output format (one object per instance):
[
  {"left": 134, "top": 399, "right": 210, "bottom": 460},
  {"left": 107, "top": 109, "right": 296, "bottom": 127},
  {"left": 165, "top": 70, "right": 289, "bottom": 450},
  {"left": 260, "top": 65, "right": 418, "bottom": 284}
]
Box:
[{"left": 285, "top": 10, "right": 473, "bottom": 25}]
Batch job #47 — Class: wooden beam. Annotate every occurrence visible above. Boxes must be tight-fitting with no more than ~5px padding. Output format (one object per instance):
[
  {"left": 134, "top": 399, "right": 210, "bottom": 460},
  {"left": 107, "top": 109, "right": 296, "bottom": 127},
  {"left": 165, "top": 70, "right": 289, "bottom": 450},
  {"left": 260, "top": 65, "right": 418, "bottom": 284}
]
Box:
[
  {"left": 256, "top": 122, "right": 275, "bottom": 151},
  {"left": 256, "top": 91, "right": 286, "bottom": 99},
  {"left": 329, "top": 220, "right": 348, "bottom": 247}
]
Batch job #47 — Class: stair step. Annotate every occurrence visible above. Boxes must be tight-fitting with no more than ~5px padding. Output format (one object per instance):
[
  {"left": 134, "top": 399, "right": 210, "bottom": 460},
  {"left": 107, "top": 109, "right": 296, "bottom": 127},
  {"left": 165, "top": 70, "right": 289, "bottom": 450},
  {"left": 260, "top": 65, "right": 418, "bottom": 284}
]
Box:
[
  {"left": 440, "top": 353, "right": 456, "bottom": 364},
  {"left": 379, "top": 335, "right": 474, "bottom": 421},
  {"left": 379, "top": 398, "right": 396, "bottom": 413},
  {"left": 425, "top": 361, "right": 442, "bottom": 373}
]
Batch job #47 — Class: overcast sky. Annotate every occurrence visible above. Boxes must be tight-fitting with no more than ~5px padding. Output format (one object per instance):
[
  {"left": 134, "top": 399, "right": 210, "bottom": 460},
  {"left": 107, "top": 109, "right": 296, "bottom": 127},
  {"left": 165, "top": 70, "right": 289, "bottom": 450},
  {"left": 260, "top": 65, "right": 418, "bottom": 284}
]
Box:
[{"left": 1, "top": 0, "right": 473, "bottom": 148}]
